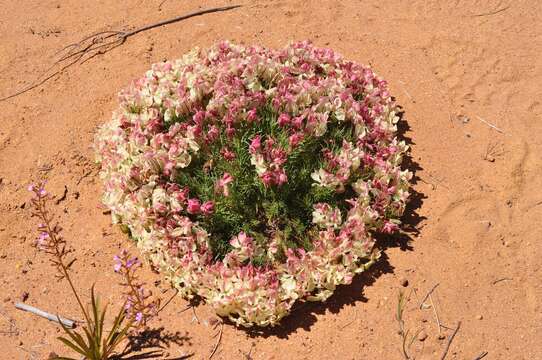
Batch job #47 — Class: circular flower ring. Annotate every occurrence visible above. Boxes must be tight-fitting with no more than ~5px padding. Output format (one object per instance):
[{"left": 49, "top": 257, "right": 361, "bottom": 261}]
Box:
[{"left": 96, "top": 41, "right": 411, "bottom": 327}]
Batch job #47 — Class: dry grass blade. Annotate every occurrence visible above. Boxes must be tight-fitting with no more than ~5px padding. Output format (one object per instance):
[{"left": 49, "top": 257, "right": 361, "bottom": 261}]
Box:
[
  {"left": 209, "top": 321, "right": 224, "bottom": 359},
  {"left": 0, "top": 5, "right": 242, "bottom": 102},
  {"left": 473, "top": 351, "right": 488, "bottom": 360},
  {"left": 419, "top": 283, "right": 439, "bottom": 309},
  {"left": 440, "top": 321, "right": 461, "bottom": 360}
]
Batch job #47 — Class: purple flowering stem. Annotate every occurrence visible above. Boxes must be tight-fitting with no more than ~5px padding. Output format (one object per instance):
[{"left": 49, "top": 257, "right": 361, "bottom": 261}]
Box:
[
  {"left": 15, "top": 302, "right": 76, "bottom": 328},
  {"left": 34, "top": 194, "right": 91, "bottom": 326}
]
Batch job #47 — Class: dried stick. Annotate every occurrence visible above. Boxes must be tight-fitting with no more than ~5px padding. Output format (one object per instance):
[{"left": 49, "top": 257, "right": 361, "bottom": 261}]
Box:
[
  {"left": 476, "top": 116, "right": 504, "bottom": 133},
  {"left": 0, "top": 5, "right": 242, "bottom": 102},
  {"left": 15, "top": 302, "right": 76, "bottom": 328},
  {"left": 472, "top": 6, "right": 510, "bottom": 17},
  {"left": 419, "top": 283, "right": 439, "bottom": 309},
  {"left": 440, "top": 321, "right": 461, "bottom": 360},
  {"left": 429, "top": 293, "right": 442, "bottom": 334},
  {"left": 492, "top": 277, "right": 513, "bottom": 285},
  {"left": 473, "top": 351, "right": 488, "bottom": 360},
  {"left": 209, "top": 321, "right": 224, "bottom": 359},
  {"left": 191, "top": 305, "right": 200, "bottom": 324}
]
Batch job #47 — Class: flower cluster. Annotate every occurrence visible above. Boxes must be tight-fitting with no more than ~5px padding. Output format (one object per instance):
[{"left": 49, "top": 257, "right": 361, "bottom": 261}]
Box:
[
  {"left": 28, "top": 183, "right": 73, "bottom": 275},
  {"left": 114, "top": 250, "right": 160, "bottom": 330},
  {"left": 95, "top": 41, "right": 411, "bottom": 326}
]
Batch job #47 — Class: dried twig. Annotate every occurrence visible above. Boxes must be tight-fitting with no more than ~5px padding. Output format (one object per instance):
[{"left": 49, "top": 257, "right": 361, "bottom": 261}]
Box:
[
  {"left": 55, "top": 185, "right": 68, "bottom": 205},
  {"left": 473, "top": 351, "right": 488, "bottom": 360},
  {"left": 396, "top": 291, "right": 419, "bottom": 360},
  {"left": 429, "top": 293, "right": 442, "bottom": 334},
  {"left": 191, "top": 305, "right": 200, "bottom": 324},
  {"left": 419, "top": 283, "right": 439, "bottom": 309},
  {"left": 0, "top": 307, "right": 19, "bottom": 336},
  {"left": 209, "top": 321, "right": 224, "bottom": 359},
  {"left": 440, "top": 321, "right": 461, "bottom": 360},
  {"left": 339, "top": 319, "right": 356, "bottom": 330},
  {"left": 472, "top": 6, "right": 510, "bottom": 17},
  {"left": 157, "top": 289, "right": 179, "bottom": 313},
  {"left": 492, "top": 277, "right": 513, "bottom": 285},
  {"left": 476, "top": 116, "right": 504, "bottom": 133},
  {"left": 76, "top": 170, "right": 93, "bottom": 185},
  {"left": 158, "top": 0, "right": 169, "bottom": 11},
  {"left": 15, "top": 302, "right": 76, "bottom": 328},
  {"left": 0, "top": 5, "right": 242, "bottom": 102}
]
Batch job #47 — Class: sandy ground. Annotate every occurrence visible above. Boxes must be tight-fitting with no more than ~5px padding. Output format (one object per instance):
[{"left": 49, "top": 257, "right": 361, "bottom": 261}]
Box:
[{"left": 1, "top": 1, "right": 541, "bottom": 359}]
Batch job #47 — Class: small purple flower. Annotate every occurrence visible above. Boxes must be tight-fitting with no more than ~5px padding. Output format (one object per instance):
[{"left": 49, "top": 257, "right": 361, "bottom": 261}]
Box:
[{"left": 126, "top": 257, "right": 140, "bottom": 269}]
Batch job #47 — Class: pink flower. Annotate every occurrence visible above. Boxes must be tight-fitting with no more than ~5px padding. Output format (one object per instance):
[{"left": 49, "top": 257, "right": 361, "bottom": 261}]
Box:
[
  {"left": 226, "top": 125, "right": 236, "bottom": 138},
  {"left": 289, "top": 132, "right": 304, "bottom": 147},
  {"left": 193, "top": 110, "right": 205, "bottom": 124},
  {"left": 215, "top": 172, "right": 234, "bottom": 197},
  {"left": 247, "top": 108, "right": 258, "bottom": 122},
  {"left": 173, "top": 187, "right": 189, "bottom": 203},
  {"left": 187, "top": 198, "right": 201, "bottom": 214},
  {"left": 292, "top": 116, "right": 304, "bottom": 129},
  {"left": 221, "top": 147, "right": 235, "bottom": 161},
  {"left": 249, "top": 135, "right": 261, "bottom": 154},
  {"left": 276, "top": 171, "right": 288, "bottom": 185},
  {"left": 382, "top": 220, "right": 399, "bottom": 234},
  {"left": 201, "top": 201, "right": 215, "bottom": 215},
  {"left": 277, "top": 113, "right": 290, "bottom": 127},
  {"left": 261, "top": 171, "right": 274, "bottom": 187},
  {"left": 206, "top": 125, "right": 219, "bottom": 142}
]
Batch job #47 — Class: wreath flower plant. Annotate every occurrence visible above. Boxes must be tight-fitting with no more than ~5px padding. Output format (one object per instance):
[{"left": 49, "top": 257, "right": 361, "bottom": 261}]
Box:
[{"left": 95, "top": 41, "right": 411, "bottom": 327}]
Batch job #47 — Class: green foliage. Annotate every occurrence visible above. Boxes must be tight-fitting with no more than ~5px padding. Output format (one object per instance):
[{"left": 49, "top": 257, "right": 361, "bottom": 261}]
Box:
[
  {"left": 175, "top": 107, "right": 359, "bottom": 262},
  {"left": 55, "top": 286, "right": 131, "bottom": 360}
]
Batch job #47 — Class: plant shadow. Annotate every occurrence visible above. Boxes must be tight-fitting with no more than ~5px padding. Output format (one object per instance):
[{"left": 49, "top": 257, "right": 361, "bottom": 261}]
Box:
[
  {"left": 240, "top": 108, "right": 426, "bottom": 339},
  {"left": 112, "top": 327, "right": 193, "bottom": 360}
]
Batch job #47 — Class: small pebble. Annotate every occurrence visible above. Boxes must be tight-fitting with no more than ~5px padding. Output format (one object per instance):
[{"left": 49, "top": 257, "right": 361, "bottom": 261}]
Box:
[
  {"left": 400, "top": 278, "right": 409, "bottom": 287},
  {"left": 21, "top": 291, "right": 29, "bottom": 302},
  {"left": 458, "top": 114, "right": 470, "bottom": 123},
  {"left": 418, "top": 331, "right": 428, "bottom": 341},
  {"left": 438, "top": 334, "right": 446, "bottom": 340},
  {"left": 476, "top": 314, "right": 483, "bottom": 320}
]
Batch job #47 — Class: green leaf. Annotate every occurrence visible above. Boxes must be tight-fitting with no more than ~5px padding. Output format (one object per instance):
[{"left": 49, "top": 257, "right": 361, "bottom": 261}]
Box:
[
  {"left": 57, "top": 337, "right": 87, "bottom": 357},
  {"left": 59, "top": 319, "right": 90, "bottom": 355}
]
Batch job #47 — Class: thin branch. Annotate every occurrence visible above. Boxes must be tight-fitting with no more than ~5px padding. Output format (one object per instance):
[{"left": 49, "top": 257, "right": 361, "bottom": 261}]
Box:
[
  {"left": 0, "top": 5, "right": 242, "bottom": 102},
  {"left": 440, "top": 321, "right": 461, "bottom": 360},
  {"left": 473, "top": 351, "right": 488, "bottom": 360},
  {"left": 15, "top": 302, "right": 76, "bottom": 328},
  {"left": 191, "top": 305, "right": 200, "bottom": 324},
  {"left": 157, "top": 289, "right": 179, "bottom": 313},
  {"left": 209, "top": 322, "right": 224, "bottom": 359},
  {"left": 476, "top": 116, "right": 504, "bottom": 133},
  {"left": 492, "top": 277, "right": 513, "bottom": 285},
  {"left": 419, "top": 283, "right": 439, "bottom": 309},
  {"left": 429, "top": 293, "right": 442, "bottom": 334},
  {"left": 472, "top": 6, "right": 510, "bottom": 17}
]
